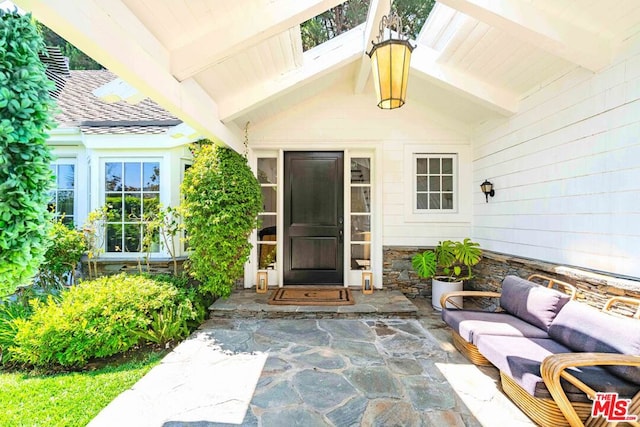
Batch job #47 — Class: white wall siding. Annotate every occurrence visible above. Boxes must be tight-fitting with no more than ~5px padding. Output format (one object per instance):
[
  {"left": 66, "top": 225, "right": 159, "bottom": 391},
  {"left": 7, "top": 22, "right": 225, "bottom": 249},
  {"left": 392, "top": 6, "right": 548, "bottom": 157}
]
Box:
[
  {"left": 473, "top": 32, "right": 640, "bottom": 278},
  {"left": 249, "top": 81, "right": 472, "bottom": 249}
]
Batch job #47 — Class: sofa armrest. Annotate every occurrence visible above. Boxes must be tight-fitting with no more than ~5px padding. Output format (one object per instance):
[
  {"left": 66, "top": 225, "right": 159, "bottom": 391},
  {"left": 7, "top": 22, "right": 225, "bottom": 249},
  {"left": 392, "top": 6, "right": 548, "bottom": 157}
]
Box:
[
  {"left": 541, "top": 352, "right": 640, "bottom": 427},
  {"left": 440, "top": 291, "right": 502, "bottom": 310},
  {"left": 527, "top": 274, "right": 577, "bottom": 299},
  {"left": 603, "top": 296, "right": 640, "bottom": 319}
]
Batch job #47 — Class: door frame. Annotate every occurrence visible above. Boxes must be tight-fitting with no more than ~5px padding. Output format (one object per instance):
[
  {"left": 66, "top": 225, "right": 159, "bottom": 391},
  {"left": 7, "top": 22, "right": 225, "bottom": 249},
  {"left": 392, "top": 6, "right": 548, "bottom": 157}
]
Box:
[{"left": 247, "top": 146, "right": 381, "bottom": 289}]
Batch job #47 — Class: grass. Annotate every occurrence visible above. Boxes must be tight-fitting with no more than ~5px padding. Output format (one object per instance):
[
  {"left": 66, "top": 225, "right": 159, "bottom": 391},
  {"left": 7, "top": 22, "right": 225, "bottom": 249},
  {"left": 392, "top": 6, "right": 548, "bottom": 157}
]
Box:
[{"left": 0, "top": 350, "right": 165, "bottom": 427}]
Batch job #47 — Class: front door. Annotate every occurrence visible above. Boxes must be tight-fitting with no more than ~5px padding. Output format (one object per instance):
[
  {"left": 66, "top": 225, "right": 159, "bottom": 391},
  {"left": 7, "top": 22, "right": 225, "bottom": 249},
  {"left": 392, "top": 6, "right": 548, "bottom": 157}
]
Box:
[{"left": 284, "top": 152, "right": 344, "bottom": 284}]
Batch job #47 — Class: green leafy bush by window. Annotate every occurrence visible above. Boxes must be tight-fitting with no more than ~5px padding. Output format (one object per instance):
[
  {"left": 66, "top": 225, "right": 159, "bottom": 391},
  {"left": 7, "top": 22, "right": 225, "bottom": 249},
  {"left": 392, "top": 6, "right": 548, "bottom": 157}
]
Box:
[
  {"left": 0, "top": 11, "right": 57, "bottom": 295},
  {"left": 9, "top": 274, "right": 197, "bottom": 368},
  {"left": 36, "top": 219, "right": 86, "bottom": 289},
  {"left": 181, "top": 143, "right": 262, "bottom": 297}
]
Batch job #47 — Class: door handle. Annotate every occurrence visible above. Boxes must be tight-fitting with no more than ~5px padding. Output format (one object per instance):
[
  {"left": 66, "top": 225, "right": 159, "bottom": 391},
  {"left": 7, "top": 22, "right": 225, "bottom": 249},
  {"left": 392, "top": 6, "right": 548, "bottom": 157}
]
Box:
[{"left": 339, "top": 229, "right": 343, "bottom": 243}]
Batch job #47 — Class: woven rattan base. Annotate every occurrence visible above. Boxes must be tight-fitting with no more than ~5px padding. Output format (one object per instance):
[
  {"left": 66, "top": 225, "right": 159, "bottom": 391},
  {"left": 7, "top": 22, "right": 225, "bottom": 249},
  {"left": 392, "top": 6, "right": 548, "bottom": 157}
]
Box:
[
  {"left": 501, "top": 371, "right": 592, "bottom": 427},
  {"left": 452, "top": 331, "right": 492, "bottom": 366}
]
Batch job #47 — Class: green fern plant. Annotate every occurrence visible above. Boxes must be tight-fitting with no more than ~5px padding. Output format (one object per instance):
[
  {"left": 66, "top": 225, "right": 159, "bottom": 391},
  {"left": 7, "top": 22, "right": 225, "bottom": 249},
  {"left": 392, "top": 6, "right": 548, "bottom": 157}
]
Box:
[{"left": 134, "top": 304, "right": 190, "bottom": 345}]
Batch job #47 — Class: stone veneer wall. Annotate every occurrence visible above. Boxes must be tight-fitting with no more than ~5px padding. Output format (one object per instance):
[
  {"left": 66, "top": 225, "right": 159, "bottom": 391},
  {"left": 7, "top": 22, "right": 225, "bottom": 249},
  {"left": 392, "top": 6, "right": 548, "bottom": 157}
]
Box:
[
  {"left": 383, "top": 246, "right": 640, "bottom": 311},
  {"left": 81, "top": 257, "right": 187, "bottom": 277}
]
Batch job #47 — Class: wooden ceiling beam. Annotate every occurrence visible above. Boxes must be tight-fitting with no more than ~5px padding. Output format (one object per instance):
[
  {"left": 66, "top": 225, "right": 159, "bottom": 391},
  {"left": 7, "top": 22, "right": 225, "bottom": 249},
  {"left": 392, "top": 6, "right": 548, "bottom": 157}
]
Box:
[
  {"left": 170, "top": 0, "right": 344, "bottom": 81},
  {"left": 438, "top": 0, "right": 611, "bottom": 72},
  {"left": 353, "top": 0, "right": 390, "bottom": 94},
  {"left": 410, "top": 46, "right": 519, "bottom": 116},
  {"left": 14, "top": 0, "right": 244, "bottom": 152},
  {"left": 219, "top": 25, "right": 365, "bottom": 122}
]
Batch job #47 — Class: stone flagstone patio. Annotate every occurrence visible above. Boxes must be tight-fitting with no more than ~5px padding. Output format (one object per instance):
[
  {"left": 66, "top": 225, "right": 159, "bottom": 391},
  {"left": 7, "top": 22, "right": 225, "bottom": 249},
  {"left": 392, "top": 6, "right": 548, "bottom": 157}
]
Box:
[{"left": 90, "top": 291, "right": 536, "bottom": 426}]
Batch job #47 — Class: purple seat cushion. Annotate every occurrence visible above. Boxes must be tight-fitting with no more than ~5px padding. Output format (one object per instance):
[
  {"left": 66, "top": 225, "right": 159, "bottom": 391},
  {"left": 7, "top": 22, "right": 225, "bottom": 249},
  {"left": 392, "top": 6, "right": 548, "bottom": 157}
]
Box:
[
  {"left": 499, "top": 276, "right": 571, "bottom": 331},
  {"left": 476, "top": 335, "right": 639, "bottom": 402},
  {"left": 548, "top": 300, "right": 640, "bottom": 385},
  {"left": 442, "top": 309, "right": 549, "bottom": 344}
]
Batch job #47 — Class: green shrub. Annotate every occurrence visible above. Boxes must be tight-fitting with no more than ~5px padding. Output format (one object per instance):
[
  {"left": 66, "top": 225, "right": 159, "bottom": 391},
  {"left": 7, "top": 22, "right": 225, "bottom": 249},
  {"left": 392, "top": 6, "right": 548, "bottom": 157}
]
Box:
[
  {"left": 37, "top": 219, "right": 86, "bottom": 289},
  {"left": 0, "top": 11, "right": 57, "bottom": 295},
  {"left": 181, "top": 143, "right": 262, "bottom": 297},
  {"left": 134, "top": 304, "right": 191, "bottom": 345},
  {"left": 0, "top": 299, "right": 32, "bottom": 365},
  {"left": 10, "top": 274, "right": 182, "bottom": 367},
  {"left": 142, "top": 273, "right": 208, "bottom": 331}
]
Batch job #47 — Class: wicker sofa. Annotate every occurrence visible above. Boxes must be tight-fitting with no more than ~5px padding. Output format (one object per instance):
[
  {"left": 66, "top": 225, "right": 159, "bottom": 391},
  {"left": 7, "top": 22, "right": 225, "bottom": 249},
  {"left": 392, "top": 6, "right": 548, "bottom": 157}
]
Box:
[{"left": 440, "top": 275, "right": 640, "bottom": 427}]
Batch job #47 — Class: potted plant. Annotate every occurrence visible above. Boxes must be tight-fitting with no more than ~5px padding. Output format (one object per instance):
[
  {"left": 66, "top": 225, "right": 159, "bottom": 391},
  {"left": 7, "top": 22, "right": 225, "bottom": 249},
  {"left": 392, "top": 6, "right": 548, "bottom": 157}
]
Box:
[{"left": 411, "top": 238, "right": 482, "bottom": 310}]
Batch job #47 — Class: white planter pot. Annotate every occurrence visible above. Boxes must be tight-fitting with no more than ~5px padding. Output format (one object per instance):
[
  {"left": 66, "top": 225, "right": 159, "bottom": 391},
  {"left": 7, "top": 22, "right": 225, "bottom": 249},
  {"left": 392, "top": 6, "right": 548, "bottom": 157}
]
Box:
[{"left": 432, "top": 277, "right": 463, "bottom": 311}]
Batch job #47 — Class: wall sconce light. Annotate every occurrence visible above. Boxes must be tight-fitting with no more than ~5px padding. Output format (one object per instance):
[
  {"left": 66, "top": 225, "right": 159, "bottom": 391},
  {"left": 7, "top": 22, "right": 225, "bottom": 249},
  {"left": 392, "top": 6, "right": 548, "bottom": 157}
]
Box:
[
  {"left": 256, "top": 270, "right": 268, "bottom": 293},
  {"left": 480, "top": 179, "right": 495, "bottom": 203},
  {"left": 367, "top": 5, "right": 415, "bottom": 109},
  {"left": 362, "top": 271, "right": 374, "bottom": 294}
]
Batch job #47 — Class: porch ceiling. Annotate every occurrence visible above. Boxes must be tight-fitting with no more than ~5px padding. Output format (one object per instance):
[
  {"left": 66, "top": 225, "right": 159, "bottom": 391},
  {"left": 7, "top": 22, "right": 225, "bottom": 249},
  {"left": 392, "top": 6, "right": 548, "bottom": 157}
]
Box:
[{"left": 12, "top": 0, "right": 640, "bottom": 149}]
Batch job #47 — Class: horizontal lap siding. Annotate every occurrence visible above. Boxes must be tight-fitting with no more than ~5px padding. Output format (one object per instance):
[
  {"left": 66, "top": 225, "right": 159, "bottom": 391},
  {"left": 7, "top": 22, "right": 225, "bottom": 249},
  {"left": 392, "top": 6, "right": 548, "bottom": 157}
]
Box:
[
  {"left": 249, "top": 82, "right": 472, "bottom": 247},
  {"left": 473, "top": 33, "right": 640, "bottom": 278}
]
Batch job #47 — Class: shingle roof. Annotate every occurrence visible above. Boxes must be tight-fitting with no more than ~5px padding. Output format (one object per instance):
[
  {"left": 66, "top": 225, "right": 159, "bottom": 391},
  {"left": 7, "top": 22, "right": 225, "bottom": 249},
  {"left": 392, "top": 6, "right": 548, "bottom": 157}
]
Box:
[{"left": 54, "top": 70, "right": 179, "bottom": 135}]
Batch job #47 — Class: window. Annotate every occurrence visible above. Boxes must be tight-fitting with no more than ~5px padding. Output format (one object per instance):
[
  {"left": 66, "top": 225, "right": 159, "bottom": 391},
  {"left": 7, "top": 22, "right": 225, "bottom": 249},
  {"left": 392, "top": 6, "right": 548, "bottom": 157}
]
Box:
[
  {"left": 181, "top": 161, "right": 192, "bottom": 252},
  {"left": 104, "top": 161, "right": 160, "bottom": 253},
  {"left": 49, "top": 161, "right": 76, "bottom": 225},
  {"left": 350, "top": 157, "right": 371, "bottom": 270},
  {"left": 257, "top": 158, "right": 277, "bottom": 269},
  {"left": 415, "top": 154, "right": 456, "bottom": 211}
]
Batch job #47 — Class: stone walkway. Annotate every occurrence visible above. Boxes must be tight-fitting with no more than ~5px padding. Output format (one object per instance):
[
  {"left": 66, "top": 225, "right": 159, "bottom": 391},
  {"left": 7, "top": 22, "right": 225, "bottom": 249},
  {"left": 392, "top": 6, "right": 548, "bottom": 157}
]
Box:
[{"left": 90, "top": 292, "right": 535, "bottom": 426}]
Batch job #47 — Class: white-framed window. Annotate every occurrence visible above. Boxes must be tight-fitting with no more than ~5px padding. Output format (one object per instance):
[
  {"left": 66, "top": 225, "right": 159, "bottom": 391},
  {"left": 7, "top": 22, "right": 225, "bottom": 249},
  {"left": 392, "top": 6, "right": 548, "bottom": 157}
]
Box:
[
  {"left": 103, "top": 160, "right": 160, "bottom": 253},
  {"left": 350, "top": 157, "right": 371, "bottom": 271},
  {"left": 414, "top": 154, "right": 457, "bottom": 212},
  {"left": 257, "top": 157, "right": 277, "bottom": 269},
  {"left": 49, "top": 160, "right": 76, "bottom": 226}
]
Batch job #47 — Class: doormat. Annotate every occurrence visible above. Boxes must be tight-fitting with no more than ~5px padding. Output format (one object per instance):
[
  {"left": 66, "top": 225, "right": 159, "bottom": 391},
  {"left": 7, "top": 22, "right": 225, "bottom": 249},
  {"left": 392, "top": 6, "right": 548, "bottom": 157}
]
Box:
[{"left": 268, "top": 287, "right": 355, "bottom": 306}]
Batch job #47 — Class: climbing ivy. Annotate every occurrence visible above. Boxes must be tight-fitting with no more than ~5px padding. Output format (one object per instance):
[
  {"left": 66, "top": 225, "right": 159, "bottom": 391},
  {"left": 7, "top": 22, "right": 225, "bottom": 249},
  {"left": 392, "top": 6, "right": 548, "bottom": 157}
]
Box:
[
  {"left": 181, "top": 142, "right": 262, "bottom": 297},
  {"left": 0, "top": 11, "right": 56, "bottom": 295}
]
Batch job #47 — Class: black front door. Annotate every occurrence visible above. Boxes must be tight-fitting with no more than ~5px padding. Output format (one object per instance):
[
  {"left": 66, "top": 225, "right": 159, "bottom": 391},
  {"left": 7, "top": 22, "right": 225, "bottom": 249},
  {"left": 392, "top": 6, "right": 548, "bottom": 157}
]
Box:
[{"left": 284, "top": 152, "right": 344, "bottom": 284}]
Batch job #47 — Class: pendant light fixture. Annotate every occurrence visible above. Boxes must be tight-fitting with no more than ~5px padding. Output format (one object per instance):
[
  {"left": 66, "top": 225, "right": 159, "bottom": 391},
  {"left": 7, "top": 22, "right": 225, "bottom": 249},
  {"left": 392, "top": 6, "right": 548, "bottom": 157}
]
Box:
[{"left": 367, "top": 3, "right": 416, "bottom": 109}]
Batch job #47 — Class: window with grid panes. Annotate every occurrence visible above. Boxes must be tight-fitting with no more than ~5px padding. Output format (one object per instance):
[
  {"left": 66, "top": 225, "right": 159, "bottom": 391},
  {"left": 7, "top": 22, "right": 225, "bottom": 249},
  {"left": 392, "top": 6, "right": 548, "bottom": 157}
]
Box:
[
  {"left": 415, "top": 155, "right": 456, "bottom": 211},
  {"left": 257, "top": 158, "right": 277, "bottom": 269},
  {"left": 350, "top": 157, "right": 371, "bottom": 270},
  {"left": 49, "top": 161, "right": 76, "bottom": 226},
  {"left": 104, "top": 161, "right": 160, "bottom": 253}
]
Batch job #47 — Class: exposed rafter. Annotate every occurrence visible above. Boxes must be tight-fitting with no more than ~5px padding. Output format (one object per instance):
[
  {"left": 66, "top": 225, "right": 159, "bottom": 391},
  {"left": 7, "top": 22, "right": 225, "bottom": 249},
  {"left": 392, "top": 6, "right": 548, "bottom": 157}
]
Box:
[
  {"left": 171, "top": 0, "right": 344, "bottom": 81},
  {"left": 219, "top": 25, "right": 365, "bottom": 122},
  {"left": 438, "top": 0, "right": 611, "bottom": 72},
  {"left": 14, "top": 0, "right": 244, "bottom": 152},
  {"left": 410, "top": 46, "right": 519, "bottom": 116},
  {"left": 353, "top": 0, "right": 389, "bottom": 94}
]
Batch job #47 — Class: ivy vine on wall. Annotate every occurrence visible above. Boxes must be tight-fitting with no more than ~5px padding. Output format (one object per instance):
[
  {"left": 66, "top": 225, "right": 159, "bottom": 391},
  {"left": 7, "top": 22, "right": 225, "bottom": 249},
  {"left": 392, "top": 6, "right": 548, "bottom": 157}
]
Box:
[
  {"left": 0, "top": 11, "right": 56, "bottom": 295},
  {"left": 181, "top": 142, "right": 262, "bottom": 297}
]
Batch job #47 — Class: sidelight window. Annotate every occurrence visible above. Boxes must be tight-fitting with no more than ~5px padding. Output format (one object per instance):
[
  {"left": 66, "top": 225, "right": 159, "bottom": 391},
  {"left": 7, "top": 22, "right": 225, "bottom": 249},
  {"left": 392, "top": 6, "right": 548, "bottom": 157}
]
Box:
[
  {"left": 350, "top": 157, "right": 371, "bottom": 270},
  {"left": 257, "top": 157, "right": 277, "bottom": 269}
]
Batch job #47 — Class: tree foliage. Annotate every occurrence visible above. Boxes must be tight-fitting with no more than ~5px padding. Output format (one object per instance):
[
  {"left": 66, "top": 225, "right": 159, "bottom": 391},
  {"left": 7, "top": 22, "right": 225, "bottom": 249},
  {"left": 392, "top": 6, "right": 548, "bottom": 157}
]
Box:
[
  {"left": 37, "top": 23, "right": 102, "bottom": 70},
  {"left": 301, "top": 0, "right": 435, "bottom": 51},
  {"left": 0, "top": 11, "right": 57, "bottom": 295},
  {"left": 181, "top": 143, "right": 262, "bottom": 297}
]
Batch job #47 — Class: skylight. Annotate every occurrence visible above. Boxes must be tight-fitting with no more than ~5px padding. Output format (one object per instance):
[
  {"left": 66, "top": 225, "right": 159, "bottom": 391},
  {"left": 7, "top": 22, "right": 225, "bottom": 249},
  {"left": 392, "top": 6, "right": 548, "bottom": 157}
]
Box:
[
  {"left": 301, "top": 0, "right": 370, "bottom": 51},
  {"left": 300, "top": 0, "right": 435, "bottom": 51}
]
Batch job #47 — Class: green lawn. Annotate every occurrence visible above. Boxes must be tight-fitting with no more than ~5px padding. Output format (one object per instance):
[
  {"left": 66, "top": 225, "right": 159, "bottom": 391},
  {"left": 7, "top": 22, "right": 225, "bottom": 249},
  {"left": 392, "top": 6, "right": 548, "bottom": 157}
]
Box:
[{"left": 0, "top": 351, "right": 164, "bottom": 427}]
